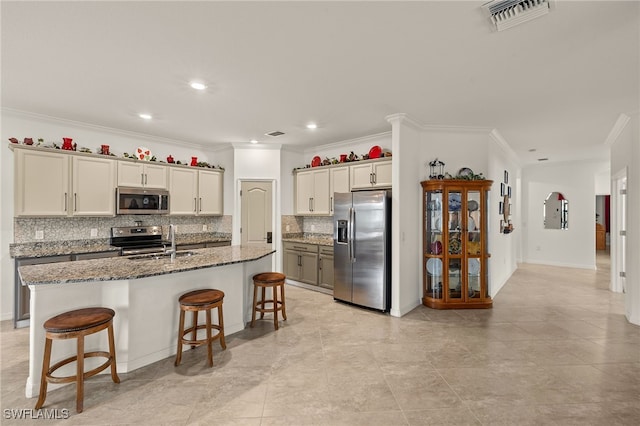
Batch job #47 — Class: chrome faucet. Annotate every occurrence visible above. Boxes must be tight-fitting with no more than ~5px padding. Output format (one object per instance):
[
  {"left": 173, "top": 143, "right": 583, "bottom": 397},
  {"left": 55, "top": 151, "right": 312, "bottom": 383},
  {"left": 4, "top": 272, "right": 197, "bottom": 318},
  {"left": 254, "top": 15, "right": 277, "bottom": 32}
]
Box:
[{"left": 166, "top": 224, "right": 176, "bottom": 262}]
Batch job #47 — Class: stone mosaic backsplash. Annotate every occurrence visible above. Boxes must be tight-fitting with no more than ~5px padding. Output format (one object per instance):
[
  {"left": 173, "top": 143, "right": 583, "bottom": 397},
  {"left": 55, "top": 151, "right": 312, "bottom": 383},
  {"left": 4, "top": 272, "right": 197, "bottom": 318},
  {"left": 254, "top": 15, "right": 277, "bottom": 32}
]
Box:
[
  {"left": 302, "top": 216, "right": 333, "bottom": 234},
  {"left": 14, "top": 215, "right": 232, "bottom": 243}
]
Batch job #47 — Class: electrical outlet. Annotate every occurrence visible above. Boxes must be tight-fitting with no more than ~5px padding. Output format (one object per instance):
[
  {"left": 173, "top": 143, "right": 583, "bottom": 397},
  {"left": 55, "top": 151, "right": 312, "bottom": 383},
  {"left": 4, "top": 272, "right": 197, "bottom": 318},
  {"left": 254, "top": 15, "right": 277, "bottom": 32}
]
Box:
[
  {"left": 35, "top": 230, "right": 44, "bottom": 240},
  {"left": 202, "top": 224, "right": 207, "bottom": 232},
  {"left": 286, "top": 225, "right": 291, "bottom": 232},
  {"left": 90, "top": 228, "right": 98, "bottom": 237}
]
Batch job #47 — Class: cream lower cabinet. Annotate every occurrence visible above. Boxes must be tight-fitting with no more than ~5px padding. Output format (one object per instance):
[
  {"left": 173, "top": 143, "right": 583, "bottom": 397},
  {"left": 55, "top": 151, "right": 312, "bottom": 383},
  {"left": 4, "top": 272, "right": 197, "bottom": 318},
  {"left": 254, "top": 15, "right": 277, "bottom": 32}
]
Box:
[
  {"left": 318, "top": 246, "right": 334, "bottom": 289},
  {"left": 350, "top": 159, "right": 392, "bottom": 190},
  {"left": 169, "top": 167, "right": 223, "bottom": 216},
  {"left": 117, "top": 161, "right": 167, "bottom": 189},
  {"left": 283, "top": 242, "right": 318, "bottom": 285},
  {"left": 295, "top": 169, "right": 329, "bottom": 215},
  {"left": 14, "top": 148, "right": 116, "bottom": 217}
]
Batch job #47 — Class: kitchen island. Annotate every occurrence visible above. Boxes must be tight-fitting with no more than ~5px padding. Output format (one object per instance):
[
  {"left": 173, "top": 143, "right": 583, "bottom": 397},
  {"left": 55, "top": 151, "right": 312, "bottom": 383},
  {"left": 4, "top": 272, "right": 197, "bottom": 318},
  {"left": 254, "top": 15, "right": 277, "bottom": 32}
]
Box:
[{"left": 18, "top": 244, "right": 275, "bottom": 398}]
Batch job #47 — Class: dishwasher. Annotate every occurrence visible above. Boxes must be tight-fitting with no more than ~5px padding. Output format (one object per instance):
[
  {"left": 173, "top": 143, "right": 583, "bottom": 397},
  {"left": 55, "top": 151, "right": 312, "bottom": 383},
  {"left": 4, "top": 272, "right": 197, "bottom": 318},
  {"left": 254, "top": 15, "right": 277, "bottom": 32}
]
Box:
[{"left": 14, "top": 251, "right": 120, "bottom": 328}]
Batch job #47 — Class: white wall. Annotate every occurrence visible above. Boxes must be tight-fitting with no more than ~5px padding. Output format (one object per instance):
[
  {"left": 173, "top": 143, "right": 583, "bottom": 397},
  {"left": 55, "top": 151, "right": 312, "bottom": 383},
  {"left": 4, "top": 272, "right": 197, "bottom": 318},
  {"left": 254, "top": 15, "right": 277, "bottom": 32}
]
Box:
[
  {"left": 0, "top": 110, "right": 230, "bottom": 321},
  {"left": 233, "top": 144, "right": 282, "bottom": 271},
  {"left": 610, "top": 112, "right": 640, "bottom": 325},
  {"left": 521, "top": 160, "right": 604, "bottom": 269}
]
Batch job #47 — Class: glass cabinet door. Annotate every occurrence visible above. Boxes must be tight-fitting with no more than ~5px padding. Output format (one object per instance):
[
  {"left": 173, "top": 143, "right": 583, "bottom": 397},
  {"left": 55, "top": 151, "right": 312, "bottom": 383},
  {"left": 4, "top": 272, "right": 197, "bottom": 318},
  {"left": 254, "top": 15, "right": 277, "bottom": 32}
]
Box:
[
  {"left": 425, "top": 190, "right": 443, "bottom": 299},
  {"left": 466, "top": 190, "right": 482, "bottom": 255},
  {"left": 447, "top": 191, "right": 462, "bottom": 255}
]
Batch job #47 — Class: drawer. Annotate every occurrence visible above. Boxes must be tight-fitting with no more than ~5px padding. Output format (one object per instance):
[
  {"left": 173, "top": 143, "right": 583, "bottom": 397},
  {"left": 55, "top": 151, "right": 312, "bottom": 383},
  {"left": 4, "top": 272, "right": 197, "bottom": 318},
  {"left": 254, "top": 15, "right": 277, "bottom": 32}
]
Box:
[
  {"left": 283, "top": 242, "right": 318, "bottom": 253},
  {"left": 319, "top": 246, "right": 334, "bottom": 256}
]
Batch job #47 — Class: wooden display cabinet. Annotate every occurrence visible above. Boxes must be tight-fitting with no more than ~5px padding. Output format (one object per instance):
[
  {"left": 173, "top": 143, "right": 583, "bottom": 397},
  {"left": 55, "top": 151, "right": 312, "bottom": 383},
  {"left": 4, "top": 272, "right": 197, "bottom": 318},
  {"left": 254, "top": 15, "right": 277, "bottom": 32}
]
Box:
[{"left": 421, "top": 179, "right": 493, "bottom": 309}]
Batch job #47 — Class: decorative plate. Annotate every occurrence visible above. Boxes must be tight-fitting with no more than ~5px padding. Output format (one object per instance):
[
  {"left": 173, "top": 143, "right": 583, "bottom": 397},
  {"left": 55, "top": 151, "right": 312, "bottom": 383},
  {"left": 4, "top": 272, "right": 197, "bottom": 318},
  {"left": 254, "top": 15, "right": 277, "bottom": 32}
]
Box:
[
  {"left": 136, "top": 147, "right": 152, "bottom": 161},
  {"left": 311, "top": 156, "right": 321, "bottom": 167},
  {"left": 448, "top": 193, "right": 461, "bottom": 211},
  {"left": 467, "top": 200, "right": 479, "bottom": 212},
  {"left": 458, "top": 167, "right": 473, "bottom": 178},
  {"left": 426, "top": 258, "right": 443, "bottom": 276},
  {"left": 369, "top": 145, "right": 382, "bottom": 159},
  {"left": 468, "top": 258, "right": 481, "bottom": 276}
]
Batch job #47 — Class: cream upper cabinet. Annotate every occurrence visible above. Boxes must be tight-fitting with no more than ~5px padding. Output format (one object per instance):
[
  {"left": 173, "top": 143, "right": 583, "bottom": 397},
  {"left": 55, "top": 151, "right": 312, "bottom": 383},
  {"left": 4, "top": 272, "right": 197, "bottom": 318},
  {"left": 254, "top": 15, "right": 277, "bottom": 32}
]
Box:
[
  {"left": 117, "top": 161, "right": 167, "bottom": 189},
  {"left": 15, "top": 149, "right": 69, "bottom": 216},
  {"left": 169, "top": 168, "right": 198, "bottom": 215},
  {"left": 14, "top": 148, "right": 115, "bottom": 217},
  {"left": 169, "top": 167, "right": 223, "bottom": 216},
  {"left": 71, "top": 156, "right": 116, "bottom": 216},
  {"left": 295, "top": 169, "right": 329, "bottom": 215},
  {"left": 350, "top": 159, "right": 392, "bottom": 190},
  {"left": 329, "top": 166, "right": 350, "bottom": 214},
  {"left": 197, "top": 169, "right": 224, "bottom": 215}
]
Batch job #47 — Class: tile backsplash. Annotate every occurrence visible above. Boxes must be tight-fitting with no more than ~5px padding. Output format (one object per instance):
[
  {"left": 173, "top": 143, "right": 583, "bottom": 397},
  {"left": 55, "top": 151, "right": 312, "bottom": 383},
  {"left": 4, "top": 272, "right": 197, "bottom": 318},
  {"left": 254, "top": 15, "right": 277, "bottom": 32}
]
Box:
[{"left": 14, "top": 215, "right": 232, "bottom": 243}]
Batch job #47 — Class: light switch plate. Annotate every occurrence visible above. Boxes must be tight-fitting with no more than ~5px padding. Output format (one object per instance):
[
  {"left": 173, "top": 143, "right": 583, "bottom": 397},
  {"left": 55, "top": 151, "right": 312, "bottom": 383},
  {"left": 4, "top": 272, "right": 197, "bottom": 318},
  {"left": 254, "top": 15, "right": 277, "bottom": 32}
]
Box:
[
  {"left": 35, "top": 230, "right": 44, "bottom": 240},
  {"left": 202, "top": 224, "right": 207, "bottom": 231},
  {"left": 90, "top": 228, "right": 98, "bottom": 237}
]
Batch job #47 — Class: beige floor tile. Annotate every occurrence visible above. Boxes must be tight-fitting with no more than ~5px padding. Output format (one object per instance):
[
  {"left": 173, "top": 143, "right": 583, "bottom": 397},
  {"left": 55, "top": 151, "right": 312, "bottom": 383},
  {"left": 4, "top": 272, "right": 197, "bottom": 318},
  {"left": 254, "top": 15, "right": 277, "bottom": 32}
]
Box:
[{"left": 2, "top": 251, "right": 638, "bottom": 424}]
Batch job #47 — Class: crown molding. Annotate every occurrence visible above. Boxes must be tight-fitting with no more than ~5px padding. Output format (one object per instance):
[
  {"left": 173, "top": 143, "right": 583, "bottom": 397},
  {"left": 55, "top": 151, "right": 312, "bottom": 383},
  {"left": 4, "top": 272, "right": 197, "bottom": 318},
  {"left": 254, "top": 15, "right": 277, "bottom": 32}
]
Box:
[
  {"left": 604, "top": 113, "right": 631, "bottom": 147},
  {"left": 1, "top": 107, "right": 222, "bottom": 151},
  {"left": 385, "top": 113, "right": 423, "bottom": 130},
  {"left": 232, "top": 142, "right": 282, "bottom": 151},
  {"left": 421, "top": 123, "right": 493, "bottom": 133},
  {"left": 305, "top": 131, "right": 392, "bottom": 155},
  {"left": 489, "top": 128, "right": 521, "bottom": 166}
]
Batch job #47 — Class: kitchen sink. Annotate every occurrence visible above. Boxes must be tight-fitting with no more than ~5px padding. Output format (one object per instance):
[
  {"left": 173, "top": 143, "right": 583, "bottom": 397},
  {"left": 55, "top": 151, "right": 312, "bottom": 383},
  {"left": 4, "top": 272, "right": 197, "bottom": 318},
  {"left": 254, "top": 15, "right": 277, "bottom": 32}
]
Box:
[{"left": 127, "top": 251, "right": 197, "bottom": 261}]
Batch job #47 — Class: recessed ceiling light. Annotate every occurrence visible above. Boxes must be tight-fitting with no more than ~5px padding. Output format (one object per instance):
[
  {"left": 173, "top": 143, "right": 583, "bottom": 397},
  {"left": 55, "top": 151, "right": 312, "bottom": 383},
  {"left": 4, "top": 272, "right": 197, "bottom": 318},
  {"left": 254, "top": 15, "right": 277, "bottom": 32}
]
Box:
[
  {"left": 190, "top": 81, "right": 207, "bottom": 91},
  {"left": 306, "top": 123, "right": 317, "bottom": 129},
  {"left": 138, "top": 113, "right": 152, "bottom": 120},
  {"left": 250, "top": 139, "right": 258, "bottom": 144}
]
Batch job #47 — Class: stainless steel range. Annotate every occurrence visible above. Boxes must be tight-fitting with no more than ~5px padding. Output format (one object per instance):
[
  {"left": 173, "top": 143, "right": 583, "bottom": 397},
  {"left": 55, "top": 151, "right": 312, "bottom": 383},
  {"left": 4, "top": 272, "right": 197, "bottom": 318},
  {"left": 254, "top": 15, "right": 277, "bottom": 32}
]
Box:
[{"left": 110, "top": 225, "right": 170, "bottom": 255}]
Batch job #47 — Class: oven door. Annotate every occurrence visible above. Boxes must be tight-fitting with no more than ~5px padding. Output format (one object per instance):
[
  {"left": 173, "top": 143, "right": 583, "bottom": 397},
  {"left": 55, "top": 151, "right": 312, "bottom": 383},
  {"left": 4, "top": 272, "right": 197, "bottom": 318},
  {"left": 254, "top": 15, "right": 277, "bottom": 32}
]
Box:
[{"left": 117, "top": 187, "right": 169, "bottom": 214}]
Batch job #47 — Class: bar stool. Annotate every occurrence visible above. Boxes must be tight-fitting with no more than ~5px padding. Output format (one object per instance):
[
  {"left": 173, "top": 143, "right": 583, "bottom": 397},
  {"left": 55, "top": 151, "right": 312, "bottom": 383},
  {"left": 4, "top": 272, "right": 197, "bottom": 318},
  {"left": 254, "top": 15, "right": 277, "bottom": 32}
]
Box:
[
  {"left": 35, "top": 307, "right": 120, "bottom": 413},
  {"left": 175, "top": 289, "right": 226, "bottom": 367},
  {"left": 251, "top": 272, "right": 287, "bottom": 330}
]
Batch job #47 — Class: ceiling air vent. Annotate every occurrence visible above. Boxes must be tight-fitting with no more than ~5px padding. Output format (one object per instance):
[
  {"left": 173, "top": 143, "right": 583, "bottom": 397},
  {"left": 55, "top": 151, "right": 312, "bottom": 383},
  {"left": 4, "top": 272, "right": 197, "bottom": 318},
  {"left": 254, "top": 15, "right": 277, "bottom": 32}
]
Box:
[
  {"left": 482, "top": 0, "right": 551, "bottom": 32},
  {"left": 265, "top": 131, "right": 285, "bottom": 137}
]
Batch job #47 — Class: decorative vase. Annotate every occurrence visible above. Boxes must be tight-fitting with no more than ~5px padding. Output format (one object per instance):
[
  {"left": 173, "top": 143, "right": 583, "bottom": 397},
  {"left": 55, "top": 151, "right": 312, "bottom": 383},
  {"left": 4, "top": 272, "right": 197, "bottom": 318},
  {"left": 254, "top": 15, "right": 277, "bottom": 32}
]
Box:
[
  {"left": 167, "top": 155, "right": 174, "bottom": 163},
  {"left": 62, "top": 138, "right": 73, "bottom": 150},
  {"left": 190, "top": 157, "right": 198, "bottom": 166}
]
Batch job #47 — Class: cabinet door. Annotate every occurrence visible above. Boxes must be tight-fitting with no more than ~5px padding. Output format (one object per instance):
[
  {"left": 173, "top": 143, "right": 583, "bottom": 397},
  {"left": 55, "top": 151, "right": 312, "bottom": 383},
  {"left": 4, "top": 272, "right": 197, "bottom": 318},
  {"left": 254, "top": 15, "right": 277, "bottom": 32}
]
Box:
[
  {"left": 300, "top": 252, "right": 319, "bottom": 285},
  {"left": 169, "top": 168, "right": 198, "bottom": 215},
  {"left": 283, "top": 250, "right": 301, "bottom": 281},
  {"left": 15, "top": 149, "right": 69, "bottom": 216},
  {"left": 319, "top": 254, "right": 334, "bottom": 289},
  {"left": 72, "top": 156, "right": 116, "bottom": 216},
  {"left": 311, "top": 169, "right": 330, "bottom": 214},
  {"left": 350, "top": 163, "right": 374, "bottom": 190},
  {"left": 117, "top": 161, "right": 145, "bottom": 187},
  {"left": 372, "top": 161, "right": 392, "bottom": 188},
  {"left": 295, "top": 171, "right": 315, "bottom": 214},
  {"left": 329, "top": 166, "right": 349, "bottom": 214},
  {"left": 198, "top": 170, "right": 223, "bottom": 215},
  {"left": 143, "top": 163, "right": 168, "bottom": 189}
]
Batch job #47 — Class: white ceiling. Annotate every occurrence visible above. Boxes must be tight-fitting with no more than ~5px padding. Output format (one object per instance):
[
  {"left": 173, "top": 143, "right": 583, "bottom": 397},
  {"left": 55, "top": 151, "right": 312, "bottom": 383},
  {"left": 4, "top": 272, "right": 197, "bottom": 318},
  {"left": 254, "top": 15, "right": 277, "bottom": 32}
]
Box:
[{"left": 2, "top": 1, "right": 638, "bottom": 165}]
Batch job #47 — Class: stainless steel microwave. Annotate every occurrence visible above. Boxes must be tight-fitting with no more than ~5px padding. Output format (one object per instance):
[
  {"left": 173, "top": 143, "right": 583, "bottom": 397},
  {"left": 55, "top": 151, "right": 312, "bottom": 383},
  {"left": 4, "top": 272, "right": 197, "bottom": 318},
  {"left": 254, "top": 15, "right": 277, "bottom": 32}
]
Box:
[{"left": 116, "top": 187, "right": 169, "bottom": 215}]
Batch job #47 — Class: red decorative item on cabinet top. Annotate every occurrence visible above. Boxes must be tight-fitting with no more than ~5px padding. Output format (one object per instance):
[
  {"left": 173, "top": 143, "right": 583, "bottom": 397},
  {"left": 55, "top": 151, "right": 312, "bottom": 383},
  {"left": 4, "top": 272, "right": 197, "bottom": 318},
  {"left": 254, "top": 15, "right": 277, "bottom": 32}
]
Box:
[
  {"left": 191, "top": 157, "right": 198, "bottom": 166},
  {"left": 368, "top": 145, "right": 382, "bottom": 159},
  {"left": 167, "top": 155, "right": 174, "bottom": 163},
  {"left": 62, "top": 138, "right": 74, "bottom": 150},
  {"left": 311, "top": 156, "right": 321, "bottom": 167}
]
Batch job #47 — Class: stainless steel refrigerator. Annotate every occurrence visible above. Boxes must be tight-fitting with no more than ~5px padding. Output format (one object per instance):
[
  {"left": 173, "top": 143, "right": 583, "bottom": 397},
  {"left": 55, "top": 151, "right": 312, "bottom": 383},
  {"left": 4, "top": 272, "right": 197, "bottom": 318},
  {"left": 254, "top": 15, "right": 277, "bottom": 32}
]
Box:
[{"left": 333, "top": 190, "right": 391, "bottom": 312}]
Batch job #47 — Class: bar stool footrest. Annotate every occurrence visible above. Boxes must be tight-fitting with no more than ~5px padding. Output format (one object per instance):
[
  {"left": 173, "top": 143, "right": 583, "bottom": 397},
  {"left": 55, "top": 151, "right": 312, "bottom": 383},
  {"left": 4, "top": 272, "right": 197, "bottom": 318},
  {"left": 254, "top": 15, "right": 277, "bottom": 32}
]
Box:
[{"left": 46, "top": 351, "right": 117, "bottom": 384}]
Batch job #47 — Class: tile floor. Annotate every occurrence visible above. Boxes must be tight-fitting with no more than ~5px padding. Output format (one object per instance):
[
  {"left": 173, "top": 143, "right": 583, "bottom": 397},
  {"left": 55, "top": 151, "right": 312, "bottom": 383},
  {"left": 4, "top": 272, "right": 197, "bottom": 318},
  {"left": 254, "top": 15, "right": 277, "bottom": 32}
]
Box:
[{"left": 1, "top": 252, "right": 638, "bottom": 425}]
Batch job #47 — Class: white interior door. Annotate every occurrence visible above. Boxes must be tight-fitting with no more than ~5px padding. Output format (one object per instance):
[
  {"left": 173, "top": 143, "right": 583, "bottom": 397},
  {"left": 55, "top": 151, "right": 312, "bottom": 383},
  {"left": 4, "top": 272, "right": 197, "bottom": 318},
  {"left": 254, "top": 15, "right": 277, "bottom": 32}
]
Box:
[{"left": 241, "top": 181, "right": 273, "bottom": 246}]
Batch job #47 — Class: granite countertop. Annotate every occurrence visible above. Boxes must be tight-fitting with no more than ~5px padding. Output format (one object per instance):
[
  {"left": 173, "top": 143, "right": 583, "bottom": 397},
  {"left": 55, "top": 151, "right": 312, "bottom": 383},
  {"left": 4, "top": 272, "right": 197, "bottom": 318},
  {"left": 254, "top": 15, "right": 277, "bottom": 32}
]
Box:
[
  {"left": 18, "top": 244, "right": 274, "bottom": 286},
  {"left": 282, "top": 234, "right": 333, "bottom": 246},
  {"left": 9, "top": 233, "right": 232, "bottom": 259}
]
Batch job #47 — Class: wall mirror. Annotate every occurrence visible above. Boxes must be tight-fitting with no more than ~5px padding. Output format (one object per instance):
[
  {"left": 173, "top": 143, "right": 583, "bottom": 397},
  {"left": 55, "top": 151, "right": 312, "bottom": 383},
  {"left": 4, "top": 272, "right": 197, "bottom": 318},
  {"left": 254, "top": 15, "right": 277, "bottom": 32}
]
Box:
[{"left": 544, "top": 192, "right": 568, "bottom": 229}]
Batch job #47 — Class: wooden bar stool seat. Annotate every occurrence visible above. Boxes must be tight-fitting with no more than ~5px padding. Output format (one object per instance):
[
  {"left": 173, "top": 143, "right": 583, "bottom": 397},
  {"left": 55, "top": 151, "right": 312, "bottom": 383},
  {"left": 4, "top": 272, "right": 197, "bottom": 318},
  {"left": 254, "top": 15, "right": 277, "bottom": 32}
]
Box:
[
  {"left": 175, "top": 289, "right": 226, "bottom": 367},
  {"left": 35, "top": 307, "right": 120, "bottom": 413},
  {"left": 251, "top": 272, "right": 287, "bottom": 330}
]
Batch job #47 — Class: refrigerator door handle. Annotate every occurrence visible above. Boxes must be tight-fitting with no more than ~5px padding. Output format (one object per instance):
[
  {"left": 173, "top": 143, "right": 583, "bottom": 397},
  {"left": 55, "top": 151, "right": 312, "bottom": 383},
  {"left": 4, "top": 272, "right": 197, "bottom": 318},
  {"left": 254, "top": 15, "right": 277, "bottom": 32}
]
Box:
[
  {"left": 347, "top": 207, "right": 353, "bottom": 262},
  {"left": 351, "top": 208, "right": 356, "bottom": 263}
]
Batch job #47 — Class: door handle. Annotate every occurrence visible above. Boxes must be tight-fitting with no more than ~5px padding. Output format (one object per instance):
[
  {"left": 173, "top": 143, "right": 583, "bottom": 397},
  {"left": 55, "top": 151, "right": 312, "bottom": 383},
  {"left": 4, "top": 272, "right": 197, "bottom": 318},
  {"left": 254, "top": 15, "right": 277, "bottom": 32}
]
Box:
[
  {"left": 194, "top": 198, "right": 197, "bottom": 212},
  {"left": 141, "top": 173, "right": 144, "bottom": 185},
  {"left": 266, "top": 232, "right": 272, "bottom": 243},
  {"left": 370, "top": 173, "right": 373, "bottom": 184},
  {"left": 74, "top": 193, "right": 77, "bottom": 211},
  {"left": 372, "top": 173, "right": 376, "bottom": 184},
  {"left": 330, "top": 196, "right": 333, "bottom": 212},
  {"left": 64, "top": 192, "right": 68, "bottom": 212},
  {"left": 145, "top": 174, "right": 148, "bottom": 185},
  {"left": 199, "top": 197, "right": 202, "bottom": 212},
  {"left": 309, "top": 198, "right": 312, "bottom": 212}
]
